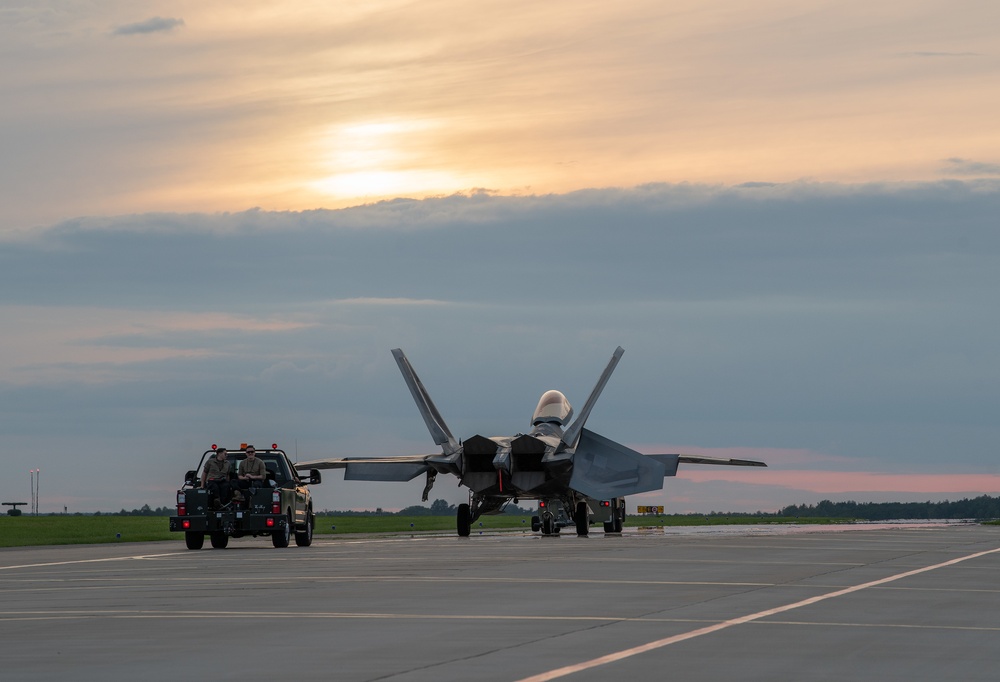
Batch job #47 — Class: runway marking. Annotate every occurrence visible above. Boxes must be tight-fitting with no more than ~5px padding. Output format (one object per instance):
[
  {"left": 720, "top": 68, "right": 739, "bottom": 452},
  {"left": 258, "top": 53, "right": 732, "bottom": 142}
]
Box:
[
  {"left": 3, "top": 610, "right": 999, "bottom": 635},
  {"left": 760, "top": 619, "right": 1000, "bottom": 632},
  {"left": 0, "top": 575, "right": 776, "bottom": 587},
  {"left": 0, "top": 610, "right": 982, "bottom": 629},
  {"left": 0, "top": 552, "right": 186, "bottom": 571},
  {"left": 0, "top": 610, "right": 713, "bottom": 623},
  {"left": 517, "top": 544, "right": 1000, "bottom": 682}
]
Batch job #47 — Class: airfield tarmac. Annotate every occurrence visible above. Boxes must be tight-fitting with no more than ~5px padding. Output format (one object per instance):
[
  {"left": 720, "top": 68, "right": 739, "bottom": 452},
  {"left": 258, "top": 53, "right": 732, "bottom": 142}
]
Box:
[{"left": 2, "top": 524, "right": 999, "bottom": 681}]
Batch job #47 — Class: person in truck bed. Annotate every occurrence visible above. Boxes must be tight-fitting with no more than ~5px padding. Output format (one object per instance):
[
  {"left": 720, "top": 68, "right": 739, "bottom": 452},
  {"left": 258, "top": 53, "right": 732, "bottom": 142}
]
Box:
[
  {"left": 232, "top": 445, "right": 267, "bottom": 506},
  {"left": 200, "top": 448, "right": 232, "bottom": 509}
]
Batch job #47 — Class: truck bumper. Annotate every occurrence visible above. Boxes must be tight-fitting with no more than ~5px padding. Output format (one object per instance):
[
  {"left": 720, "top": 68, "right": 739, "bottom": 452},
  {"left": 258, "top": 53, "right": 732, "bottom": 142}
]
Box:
[{"left": 170, "top": 512, "right": 288, "bottom": 534}]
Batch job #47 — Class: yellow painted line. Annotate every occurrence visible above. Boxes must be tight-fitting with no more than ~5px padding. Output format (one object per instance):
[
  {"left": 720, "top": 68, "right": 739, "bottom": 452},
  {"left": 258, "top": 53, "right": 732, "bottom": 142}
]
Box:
[{"left": 517, "top": 545, "right": 1000, "bottom": 682}]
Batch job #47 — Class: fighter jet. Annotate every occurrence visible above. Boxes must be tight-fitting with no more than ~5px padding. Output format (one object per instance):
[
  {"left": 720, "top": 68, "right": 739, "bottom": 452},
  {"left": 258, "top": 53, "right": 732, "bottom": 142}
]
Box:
[{"left": 297, "top": 347, "right": 766, "bottom": 537}]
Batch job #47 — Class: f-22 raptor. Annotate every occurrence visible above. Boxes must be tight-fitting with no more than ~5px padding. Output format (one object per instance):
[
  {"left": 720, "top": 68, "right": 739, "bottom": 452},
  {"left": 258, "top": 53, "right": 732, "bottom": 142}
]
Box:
[{"left": 298, "top": 347, "right": 766, "bottom": 537}]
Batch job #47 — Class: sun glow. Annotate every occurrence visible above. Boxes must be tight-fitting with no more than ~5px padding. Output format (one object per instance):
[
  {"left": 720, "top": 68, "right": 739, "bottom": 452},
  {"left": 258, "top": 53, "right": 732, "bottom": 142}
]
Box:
[{"left": 310, "top": 120, "right": 466, "bottom": 201}]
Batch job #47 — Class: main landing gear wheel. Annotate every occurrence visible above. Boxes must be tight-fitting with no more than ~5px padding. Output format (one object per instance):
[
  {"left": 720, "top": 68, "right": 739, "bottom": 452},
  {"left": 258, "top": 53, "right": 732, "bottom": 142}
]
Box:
[
  {"left": 575, "top": 501, "right": 589, "bottom": 537},
  {"left": 185, "top": 531, "right": 204, "bottom": 550},
  {"left": 457, "top": 503, "right": 472, "bottom": 537},
  {"left": 210, "top": 531, "right": 229, "bottom": 549}
]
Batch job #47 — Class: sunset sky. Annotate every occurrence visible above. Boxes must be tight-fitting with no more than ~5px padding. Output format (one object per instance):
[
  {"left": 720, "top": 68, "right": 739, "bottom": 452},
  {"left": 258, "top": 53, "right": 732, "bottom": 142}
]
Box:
[{"left": 2, "top": 1, "right": 999, "bottom": 513}]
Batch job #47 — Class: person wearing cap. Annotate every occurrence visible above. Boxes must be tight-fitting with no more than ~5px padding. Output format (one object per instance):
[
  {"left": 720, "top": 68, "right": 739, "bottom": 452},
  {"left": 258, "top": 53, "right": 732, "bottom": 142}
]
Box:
[
  {"left": 200, "top": 448, "right": 232, "bottom": 509},
  {"left": 232, "top": 445, "right": 266, "bottom": 507}
]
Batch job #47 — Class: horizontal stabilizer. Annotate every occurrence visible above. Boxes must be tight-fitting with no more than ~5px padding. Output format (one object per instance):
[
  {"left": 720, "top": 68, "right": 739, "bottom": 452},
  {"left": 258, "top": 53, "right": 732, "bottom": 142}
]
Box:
[{"left": 569, "top": 428, "right": 666, "bottom": 499}]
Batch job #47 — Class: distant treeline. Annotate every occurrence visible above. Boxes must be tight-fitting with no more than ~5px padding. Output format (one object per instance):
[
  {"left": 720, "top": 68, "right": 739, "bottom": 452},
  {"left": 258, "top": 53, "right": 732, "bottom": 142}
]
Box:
[
  {"left": 778, "top": 495, "right": 1000, "bottom": 520},
  {"left": 91, "top": 496, "right": 1000, "bottom": 520},
  {"left": 95, "top": 500, "right": 535, "bottom": 517},
  {"left": 97, "top": 505, "right": 174, "bottom": 517}
]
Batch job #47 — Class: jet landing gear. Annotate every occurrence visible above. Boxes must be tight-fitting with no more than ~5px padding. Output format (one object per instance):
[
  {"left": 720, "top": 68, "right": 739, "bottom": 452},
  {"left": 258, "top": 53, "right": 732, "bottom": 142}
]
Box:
[
  {"left": 457, "top": 495, "right": 506, "bottom": 537},
  {"left": 457, "top": 503, "right": 471, "bottom": 537},
  {"left": 575, "top": 501, "right": 590, "bottom": 537}
]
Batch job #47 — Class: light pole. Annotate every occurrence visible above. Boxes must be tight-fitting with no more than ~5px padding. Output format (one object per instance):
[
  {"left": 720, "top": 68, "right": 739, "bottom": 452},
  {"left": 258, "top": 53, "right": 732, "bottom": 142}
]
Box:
[{"left": 30, "top": 469, "right": 40, "bottom": 515}]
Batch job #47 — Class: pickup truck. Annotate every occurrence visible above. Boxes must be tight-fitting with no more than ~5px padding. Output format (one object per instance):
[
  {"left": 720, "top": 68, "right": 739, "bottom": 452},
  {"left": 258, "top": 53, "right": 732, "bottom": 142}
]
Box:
[{"left": 169, "top": 445, "right": 321, "bottom": 549}]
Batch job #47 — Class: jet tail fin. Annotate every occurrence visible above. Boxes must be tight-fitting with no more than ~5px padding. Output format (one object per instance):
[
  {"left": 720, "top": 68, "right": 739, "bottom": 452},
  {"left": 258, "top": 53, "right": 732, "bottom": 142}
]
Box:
[
  {"left": 561, "top": 346, "right": 624, "bottom": 450},
  {"left": 392, "top": 348, "right": 460, "bottom": 455}
]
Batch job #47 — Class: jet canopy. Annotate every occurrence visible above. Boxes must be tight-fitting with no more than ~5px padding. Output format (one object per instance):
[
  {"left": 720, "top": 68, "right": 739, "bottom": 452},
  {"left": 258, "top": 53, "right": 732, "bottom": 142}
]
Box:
[{"left": 532, "top": 390, "right": 574, "bottom": 426}]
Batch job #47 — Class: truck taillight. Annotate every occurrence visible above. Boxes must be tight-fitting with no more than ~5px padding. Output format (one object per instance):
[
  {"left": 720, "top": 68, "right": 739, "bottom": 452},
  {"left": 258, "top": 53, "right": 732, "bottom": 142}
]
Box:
[
  {"left": 177, "top": 492, "right": 185, "bottom": 504},
  {"left": 266, "top": 518, "right": 275, "bottom": 528},
  {"left": 177, "top": 504, "right": 186, "bottom": 516},
  {"left": 182, "top": 520, "right": 191, "bottom": 529},
  {"left": 272, "top": 492, "right": 281, "bottom": 514}
]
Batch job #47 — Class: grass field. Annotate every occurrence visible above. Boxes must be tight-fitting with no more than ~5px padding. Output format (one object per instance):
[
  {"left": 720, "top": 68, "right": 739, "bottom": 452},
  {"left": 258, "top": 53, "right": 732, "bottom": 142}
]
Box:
[{"left": 0, "top": 514, "right": 852, "bottom": 548}]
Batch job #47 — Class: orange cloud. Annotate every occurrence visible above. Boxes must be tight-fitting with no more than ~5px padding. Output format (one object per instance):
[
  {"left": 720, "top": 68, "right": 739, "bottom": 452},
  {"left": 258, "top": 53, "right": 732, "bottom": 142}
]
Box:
[{"left": 678, "top": 468, "right": 1000, "bottom": 495}]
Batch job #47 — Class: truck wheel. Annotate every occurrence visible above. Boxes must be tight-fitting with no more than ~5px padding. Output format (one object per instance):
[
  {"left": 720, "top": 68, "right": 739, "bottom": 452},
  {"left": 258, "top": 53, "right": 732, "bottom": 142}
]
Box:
[
  {"left": 531, "top": 515, "right": 541, "bottom": 532},
  {"left": 272, "top": 510, "right": 291, "bottom": 548},
  {"left": 457, "top": 503, "right": 471, "bottom": 537},
  {"left": 604, "top": 501, "right": 625, "bottom": 533},
  {"left": 210, "top": 531, "right": 229, "bottom": 549},
  {"left": 184, "top": 532, "right": 204, "bottom": 550},
  {"left": 294, "top": 511, "right": 313, "bottom": 547},
  {"left": 575, "top": 501, "right": 589, "bottom": 537}
]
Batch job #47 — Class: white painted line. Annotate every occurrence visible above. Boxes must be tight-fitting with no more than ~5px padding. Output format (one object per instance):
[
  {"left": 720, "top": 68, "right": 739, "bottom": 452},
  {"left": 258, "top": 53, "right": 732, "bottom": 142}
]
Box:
[
  {"left": 517, "top": 545, "right": 1000, "bottom": 682},
  {"left": 760, "top": 619, "right": 1000, "bottom": 632},
  {"left": 0, "top": 552, "right": 186, "bottom": 571}
]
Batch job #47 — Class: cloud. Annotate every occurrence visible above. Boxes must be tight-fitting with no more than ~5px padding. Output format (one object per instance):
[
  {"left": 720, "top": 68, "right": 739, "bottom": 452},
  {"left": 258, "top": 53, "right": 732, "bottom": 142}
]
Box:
[
  {"left": 943, "top": 158, "right": 1000, "bottom": 176},
  {"left": 900, "top": 51, "right": 981, "bottom": 58},
  {"left": 677, "top": 469, "right": 1000, "bottom": 495},
  {"left": 112, "top": 17, "right": 184, "bottom": 36},
  {"left": 2, "top": 181, "right": 999, "bottom": 512}
]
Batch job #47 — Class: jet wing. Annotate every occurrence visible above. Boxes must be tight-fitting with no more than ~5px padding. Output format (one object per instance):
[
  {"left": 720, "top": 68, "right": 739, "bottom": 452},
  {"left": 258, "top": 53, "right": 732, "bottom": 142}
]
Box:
[
  {"left": 677, "top": 455, "right": 767, "bottom": 467},
  {"left": 645, "top": 453, "right": 767, "bottom": 470},
  {"left": 296, "top": 456, "right": 433, "bottom": 482}
]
